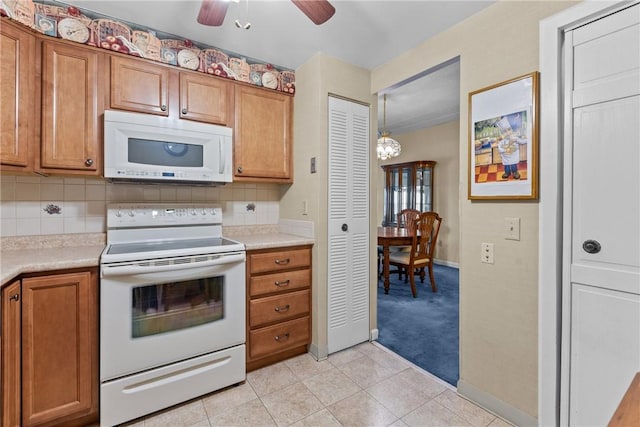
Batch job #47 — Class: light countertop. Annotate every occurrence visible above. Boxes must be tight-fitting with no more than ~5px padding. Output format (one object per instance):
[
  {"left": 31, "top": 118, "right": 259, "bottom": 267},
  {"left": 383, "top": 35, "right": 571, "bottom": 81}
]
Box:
[
  {"left": 1, "top": 245, "right": 105, "bottom": 285},
  {"left": 232, "top": 233, "right": 314, "bottom": 251},
  {"left": 1, "top": 231, "right": 314, "bottom": 286},
  {"left": 0, "top": 233, "right": 106, "bottom": 286}
]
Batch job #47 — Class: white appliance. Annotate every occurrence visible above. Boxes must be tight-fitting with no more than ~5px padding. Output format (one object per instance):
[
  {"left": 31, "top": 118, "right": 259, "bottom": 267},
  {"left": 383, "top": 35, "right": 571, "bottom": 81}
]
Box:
[
  {"left": 100, "top": 203, "right": 246, "bottom": 426},
  {"left": 104, "top": 110, "right": 233, "bottom": 184}
]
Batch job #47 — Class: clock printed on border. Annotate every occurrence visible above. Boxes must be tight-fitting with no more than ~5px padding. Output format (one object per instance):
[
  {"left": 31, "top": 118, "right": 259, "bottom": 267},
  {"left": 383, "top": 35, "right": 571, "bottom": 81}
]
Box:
[
  {"left": 177, "top": 49, "right": 200, "bottom": 71},
  {"left": 58, "top": 17, "right": 90, "bottom": 43}
]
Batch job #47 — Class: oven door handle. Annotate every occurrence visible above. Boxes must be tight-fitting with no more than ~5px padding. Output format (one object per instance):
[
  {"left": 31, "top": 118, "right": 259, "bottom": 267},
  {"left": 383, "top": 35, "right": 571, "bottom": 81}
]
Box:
[{"left": 101, "top": 253, "right": 245, "bottom": 277}]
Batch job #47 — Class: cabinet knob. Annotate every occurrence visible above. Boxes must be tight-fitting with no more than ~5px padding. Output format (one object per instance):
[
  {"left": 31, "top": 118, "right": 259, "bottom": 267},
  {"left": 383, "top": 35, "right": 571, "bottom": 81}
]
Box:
[
  {"left": 341, "top": 223, "right": 348, "bottom": 232},
  {"left": 181, "top": 108, "right": 188, "bottom": 115},
  {"left": 274, "top": 332, "right": 290, "bottom": 342},
  {"left": 85, "top": 158, "right": 94, "bottom": 167},
  {"left": 160, "top": 104, "right": 167, "bottom": 112},
  {"left": 274, "top": 304, "right": 290, "bottom": 313},
  {"left": 9, "top": 294, "right": 19, "bottom": 302},
  {"left": 274, "top": 279, "right": 290, "bottom": 287},
  {"left": 237, "top": 166, "right": 243, "bottom": 174}
]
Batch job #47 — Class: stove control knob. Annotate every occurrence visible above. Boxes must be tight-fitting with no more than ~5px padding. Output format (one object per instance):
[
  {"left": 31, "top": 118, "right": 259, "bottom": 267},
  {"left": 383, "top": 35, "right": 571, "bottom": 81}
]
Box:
[
  {"left": 201, "top": 209, "right": 207, "bottom": 215},
  {"left": 128, "top": 209, "right": 135, "bottom": 217},
  {"left": 115, "top": 209, "right": 122, "bottom": 218},
  {"left": 191, "top": 209, "right": 197, "bottom": 216}
]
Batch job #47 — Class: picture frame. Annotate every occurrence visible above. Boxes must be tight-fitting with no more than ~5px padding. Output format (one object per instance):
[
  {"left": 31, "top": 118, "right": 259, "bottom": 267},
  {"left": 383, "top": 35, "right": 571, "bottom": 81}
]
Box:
[{"left": 468, "top": 72, "right": 539, "bottom": 200}]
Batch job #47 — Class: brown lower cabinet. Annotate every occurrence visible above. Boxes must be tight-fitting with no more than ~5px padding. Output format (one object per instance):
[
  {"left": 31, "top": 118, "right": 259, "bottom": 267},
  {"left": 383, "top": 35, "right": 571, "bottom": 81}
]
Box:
[
  {"left": 246, "top": 245, "right": 312, "bottom": 371},
  {"left": 1, "top": 268, "right": 98, "bottom": 427}
]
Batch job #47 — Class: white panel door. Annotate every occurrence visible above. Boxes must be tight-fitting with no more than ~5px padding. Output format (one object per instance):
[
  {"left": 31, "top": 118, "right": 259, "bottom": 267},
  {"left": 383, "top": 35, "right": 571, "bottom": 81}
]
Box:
[
  {"left": 327, "top": 96, "right": 370, "bottom": 354},
  {"left": 564, "top": 4, "right": 640, "bottom": 426}
]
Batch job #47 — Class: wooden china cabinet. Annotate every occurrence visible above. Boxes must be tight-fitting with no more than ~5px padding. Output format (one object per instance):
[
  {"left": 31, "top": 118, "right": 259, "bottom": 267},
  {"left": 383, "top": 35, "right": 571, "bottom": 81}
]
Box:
[{"left": 381, "top": 160, "right": 436, "bottom": 227}]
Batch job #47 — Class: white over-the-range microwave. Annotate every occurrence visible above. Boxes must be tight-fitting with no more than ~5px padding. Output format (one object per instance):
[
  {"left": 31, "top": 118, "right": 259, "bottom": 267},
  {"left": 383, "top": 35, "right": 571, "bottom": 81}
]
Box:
[{"left": 104, "top": 110, "right": 233, "bottom": 184}]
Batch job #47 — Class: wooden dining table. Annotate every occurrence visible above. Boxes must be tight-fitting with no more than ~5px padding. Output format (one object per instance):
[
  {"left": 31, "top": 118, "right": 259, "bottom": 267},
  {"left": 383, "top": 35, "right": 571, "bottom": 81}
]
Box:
[{"left": 377, "top": 226, "right": 418, "bottom": 294}]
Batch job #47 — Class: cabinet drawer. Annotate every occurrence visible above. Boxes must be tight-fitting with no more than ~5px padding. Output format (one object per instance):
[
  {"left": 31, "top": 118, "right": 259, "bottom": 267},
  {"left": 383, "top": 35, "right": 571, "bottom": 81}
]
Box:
[
  {"left": 250, "top": 248, "right": 311, "bottom": 274},
  {"left": 249, "top": 317, "right": 310, "bottom": 359},
  {"left": 249, "top": 289, "right": 309, "bottom": 327},
  {"left": 250, "top": 269, "right": 310, "bottom": 297}
]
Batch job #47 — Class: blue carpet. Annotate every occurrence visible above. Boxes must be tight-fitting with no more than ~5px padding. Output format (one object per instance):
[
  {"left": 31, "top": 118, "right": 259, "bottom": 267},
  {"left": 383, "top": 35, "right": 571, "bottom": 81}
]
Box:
[{"left": 376, "top": 264, "right": 459, "bottom": 386}]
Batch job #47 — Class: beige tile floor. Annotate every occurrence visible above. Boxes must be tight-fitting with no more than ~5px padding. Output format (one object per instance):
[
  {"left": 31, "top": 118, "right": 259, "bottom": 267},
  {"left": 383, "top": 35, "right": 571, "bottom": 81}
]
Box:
[{"left": 120, "top": 342, "right": 513, "bottom": 427}]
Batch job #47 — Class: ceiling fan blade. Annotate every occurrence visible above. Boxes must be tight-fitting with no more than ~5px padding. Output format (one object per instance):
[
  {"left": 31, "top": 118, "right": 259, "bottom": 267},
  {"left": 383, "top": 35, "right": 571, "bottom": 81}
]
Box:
[
  {"left": 291, "top": 0, "right": 335, "bottom": 25},
  {"left": 197, "top": 0, "right": 230, "bottom": 26}
]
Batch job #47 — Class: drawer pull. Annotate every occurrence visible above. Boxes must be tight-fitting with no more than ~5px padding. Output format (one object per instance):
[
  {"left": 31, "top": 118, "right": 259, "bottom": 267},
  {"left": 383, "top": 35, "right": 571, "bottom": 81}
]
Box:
[
  {"left": 274, "top": 304, "right": 290, "bottom": 313},
  {"left": 274, "top": 279, "right": 290, "bottom": 287},
  {"left": 274, "top": 333, "right": 290, "bottom": 342},
  {"left": 274, "top": 258, "right": 290, "bottom": 265}
]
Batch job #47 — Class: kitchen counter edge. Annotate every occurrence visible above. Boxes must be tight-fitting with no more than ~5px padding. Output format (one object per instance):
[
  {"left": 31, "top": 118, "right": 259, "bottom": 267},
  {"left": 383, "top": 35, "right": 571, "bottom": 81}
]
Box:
[
  {"left": 231, "top": 233, "right": 315, "bottom": 251},
  {"left": 1, "top": 245, "right": 105, "bottom": 287}
]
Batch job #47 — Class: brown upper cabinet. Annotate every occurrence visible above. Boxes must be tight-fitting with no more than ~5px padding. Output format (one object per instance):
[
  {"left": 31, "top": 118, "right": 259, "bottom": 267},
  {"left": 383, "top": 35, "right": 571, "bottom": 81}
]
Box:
[
  {"left": 110, "top": 55, "right": 169, "bottom": 116},
  {"left": 234, "top": 85, "right": 293, "bottom": 183},
  {"left": 40, "top": 40, "right": 103, "bottom": 175},
  {"left": 110, "top": 55, "right": 233, "bottom": 126},
  {"left": 1, "top": 20, "right": 296, "bottom": 182},
  {"left": 0, "top": 22, "right": 35, "bottom": 172},
  {"left": 179, "top": 72, "right": 233, "bottom": 126}
]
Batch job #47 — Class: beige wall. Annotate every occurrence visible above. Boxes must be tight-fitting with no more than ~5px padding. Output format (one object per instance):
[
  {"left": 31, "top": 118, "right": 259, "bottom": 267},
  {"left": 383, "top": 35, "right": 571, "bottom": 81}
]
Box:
[
  {"left": 280, "top": 53, "right": 375, "bottom": 358},
  {"left": 376, "top": 120, "right": 460, "bottom": 265},
  {"left": 371, "top": 1, "right": 578, "bottom": 422}
]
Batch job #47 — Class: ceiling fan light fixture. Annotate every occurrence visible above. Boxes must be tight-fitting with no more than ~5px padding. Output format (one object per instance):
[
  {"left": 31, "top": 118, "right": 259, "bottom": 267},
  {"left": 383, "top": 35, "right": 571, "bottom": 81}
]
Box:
[{"left": 377, "top": 94, "right": 401, "bottom": 160}]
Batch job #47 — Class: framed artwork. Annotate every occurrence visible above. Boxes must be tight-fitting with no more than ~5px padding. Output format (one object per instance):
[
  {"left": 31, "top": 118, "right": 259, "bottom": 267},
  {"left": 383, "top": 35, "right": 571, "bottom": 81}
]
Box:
[{"left": 468, "top": 72, "right": 539, "bottom": 200}]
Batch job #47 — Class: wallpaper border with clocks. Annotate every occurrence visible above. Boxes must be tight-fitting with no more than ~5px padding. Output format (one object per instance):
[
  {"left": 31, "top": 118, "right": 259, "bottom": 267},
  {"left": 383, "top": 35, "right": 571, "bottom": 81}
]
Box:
[{"left": 1, "top": 0, "right": 296, "bottom": 94}]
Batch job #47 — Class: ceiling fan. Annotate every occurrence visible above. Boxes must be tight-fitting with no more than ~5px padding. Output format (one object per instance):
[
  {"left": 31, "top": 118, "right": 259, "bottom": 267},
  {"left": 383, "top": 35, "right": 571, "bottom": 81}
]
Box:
[{"left": 197, "top": 0, "right": 335, "bottom": 26}]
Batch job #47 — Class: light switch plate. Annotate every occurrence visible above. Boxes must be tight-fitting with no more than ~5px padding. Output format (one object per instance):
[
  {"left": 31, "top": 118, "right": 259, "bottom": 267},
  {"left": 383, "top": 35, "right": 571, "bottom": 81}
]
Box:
[{"left": 505, "top": 217, "right": 520, "bottom": 241}]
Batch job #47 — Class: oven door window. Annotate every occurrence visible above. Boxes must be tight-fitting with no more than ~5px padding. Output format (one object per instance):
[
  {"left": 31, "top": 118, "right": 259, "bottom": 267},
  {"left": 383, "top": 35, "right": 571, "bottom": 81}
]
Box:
[{"left": 132, "top": 276, "right": 223, "bottom": 338}]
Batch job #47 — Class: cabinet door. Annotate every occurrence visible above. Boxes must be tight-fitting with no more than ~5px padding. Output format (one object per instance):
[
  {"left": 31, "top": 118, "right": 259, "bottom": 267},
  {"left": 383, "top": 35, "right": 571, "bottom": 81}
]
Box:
[
  {"left": 1, "top": 24, "right": 35, "bottom": 171},
  {"left": 1, "top": 280, "right": 21, "bottom": 427},
  {"left": 111, "top": 55, "right": 169, "bottom": 116},
  {"left": 21, "top": 271, "right": 98, "bottom": 426},
  {"left": 40, "top": 41, "right": 101, "bottom": 174},
  {"left": 180, "top": 72, "right": 233, "bottom": 125},
  {"left": 234, "top": 86, "right": 292, "bottom": 182},
  {"left": 382, "top": 161, "right": 436, "bottom": 226}
]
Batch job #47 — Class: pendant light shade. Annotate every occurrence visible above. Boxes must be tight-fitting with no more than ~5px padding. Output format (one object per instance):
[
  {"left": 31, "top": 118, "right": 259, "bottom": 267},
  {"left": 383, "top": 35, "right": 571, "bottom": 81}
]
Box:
[{"left": 377, "top": 94, "right": 401, "bottom": 160}]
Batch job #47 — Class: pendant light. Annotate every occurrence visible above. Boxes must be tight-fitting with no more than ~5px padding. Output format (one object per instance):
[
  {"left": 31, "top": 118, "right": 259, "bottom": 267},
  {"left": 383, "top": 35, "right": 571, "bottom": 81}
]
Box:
[{"left": 377, "top": 94, "right": 401, "bottom": 160}]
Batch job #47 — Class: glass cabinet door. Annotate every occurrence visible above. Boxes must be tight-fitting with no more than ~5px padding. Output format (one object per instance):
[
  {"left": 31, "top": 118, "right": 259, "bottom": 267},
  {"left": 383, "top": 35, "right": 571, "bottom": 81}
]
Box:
[{"left": 382, "top": 160, "right": 436, "bottom": 226}]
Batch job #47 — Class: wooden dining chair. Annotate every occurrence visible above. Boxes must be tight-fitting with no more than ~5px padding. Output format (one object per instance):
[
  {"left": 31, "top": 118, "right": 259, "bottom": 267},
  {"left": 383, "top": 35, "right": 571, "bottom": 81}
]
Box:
[
  {"left": 388, "top": 212, "right": 442, "bottom": 297},
  {"left": 397, "top": 209, "right": 421, "bottom": 230},
  {"left": 378, "top": 208, "right": 421, "bottom": 276}
]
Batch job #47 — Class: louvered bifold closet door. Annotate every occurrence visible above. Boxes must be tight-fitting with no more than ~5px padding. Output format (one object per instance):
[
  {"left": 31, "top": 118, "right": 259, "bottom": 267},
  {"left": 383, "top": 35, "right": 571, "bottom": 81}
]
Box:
[{"left": 327, "top": 96, "right": 370, "bottom": 354}]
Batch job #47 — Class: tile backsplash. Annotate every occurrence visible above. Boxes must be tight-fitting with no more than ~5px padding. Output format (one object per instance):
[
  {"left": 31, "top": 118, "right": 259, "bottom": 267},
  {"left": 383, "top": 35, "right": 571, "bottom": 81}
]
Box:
[{"left": 0, "top": 175, "right": 281, "bottom": 237}]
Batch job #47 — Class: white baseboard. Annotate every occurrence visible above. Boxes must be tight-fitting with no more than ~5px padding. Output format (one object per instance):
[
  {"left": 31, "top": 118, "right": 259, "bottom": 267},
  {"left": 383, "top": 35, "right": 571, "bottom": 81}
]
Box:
[
  {"left": 457, "top": 380, "right": 537, "bottom": 427},
  {"left": 370, "top": 328, "right": 379, "bottom": 341},
  {"left": 308, "top": 342, "right": 328, "bottom": 361},
  {"left": 434, "top": 259, "right": 459, "bottom": 268}
]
